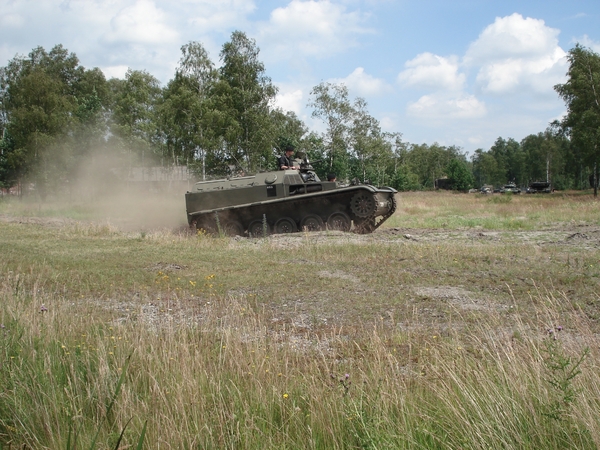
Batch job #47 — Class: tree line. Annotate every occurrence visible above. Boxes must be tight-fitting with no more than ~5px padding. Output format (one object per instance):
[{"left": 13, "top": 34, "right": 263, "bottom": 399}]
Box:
[{"left": 1, "top": 32, "right": 598, "bottom": 197}]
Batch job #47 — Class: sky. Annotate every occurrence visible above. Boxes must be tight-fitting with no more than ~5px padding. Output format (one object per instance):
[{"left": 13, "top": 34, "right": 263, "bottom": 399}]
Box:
[{"left": 1, "top": 0, "right": 600, "bottom": 155}]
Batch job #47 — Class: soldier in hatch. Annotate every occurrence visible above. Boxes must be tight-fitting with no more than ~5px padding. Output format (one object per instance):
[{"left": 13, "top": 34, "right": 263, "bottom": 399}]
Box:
[{"left": 278, "top": 145, "right": 298, "bottom": 170}]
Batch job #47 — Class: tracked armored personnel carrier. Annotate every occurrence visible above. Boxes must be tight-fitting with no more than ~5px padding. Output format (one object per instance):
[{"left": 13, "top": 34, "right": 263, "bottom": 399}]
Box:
[
  {"left": 500, "top": 183, "right": 521, "bottom": 194},
  {"left": 185, "top": 161, "right": 397, "bottom": 237},
  {"left": 526, "top": 181, "right": 552, "bottom": 193}
]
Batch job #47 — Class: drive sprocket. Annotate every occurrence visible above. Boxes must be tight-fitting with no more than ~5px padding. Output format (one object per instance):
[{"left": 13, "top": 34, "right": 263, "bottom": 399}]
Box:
[{"left": 350, "top": 191, "right": 377, "bottom": 218}]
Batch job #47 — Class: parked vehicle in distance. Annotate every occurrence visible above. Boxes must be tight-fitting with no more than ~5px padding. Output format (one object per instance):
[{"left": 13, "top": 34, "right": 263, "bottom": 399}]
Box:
[
  {"left": 499, "top": 183, "right": 521, "bottom": 194},
  {"left": 526, "top": 181, "right": 552, "bottom": 194},
  {"left": 480, "top": 185, "right": 493, "bottom": 194}
]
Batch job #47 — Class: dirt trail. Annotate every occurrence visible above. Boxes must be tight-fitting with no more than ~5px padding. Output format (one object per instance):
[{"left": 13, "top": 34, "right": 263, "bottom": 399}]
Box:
[{"left": 263, "top": 223, "right": 600, "bottom": 250}]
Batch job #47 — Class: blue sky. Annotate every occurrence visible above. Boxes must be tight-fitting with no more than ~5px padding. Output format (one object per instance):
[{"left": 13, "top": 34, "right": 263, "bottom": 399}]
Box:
[{"left": 1, "top": 0, "right": 599, "bottom": 155}]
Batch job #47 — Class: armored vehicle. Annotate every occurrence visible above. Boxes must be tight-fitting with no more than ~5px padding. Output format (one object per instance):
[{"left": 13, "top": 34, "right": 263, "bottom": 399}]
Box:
[
  {"left": 526, "top": 181, "right": 552, "bottom": 193},
  {"left": 499, "top": 183, "right": 521, "bottom": 194},
  {"left": 185, "top": 161, "right": 397, "bottom": 237}
]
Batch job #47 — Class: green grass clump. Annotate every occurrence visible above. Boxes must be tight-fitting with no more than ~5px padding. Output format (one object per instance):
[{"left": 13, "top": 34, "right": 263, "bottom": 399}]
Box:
[{"left": 487, "top": 193, "right": 513, "bottom": 204}]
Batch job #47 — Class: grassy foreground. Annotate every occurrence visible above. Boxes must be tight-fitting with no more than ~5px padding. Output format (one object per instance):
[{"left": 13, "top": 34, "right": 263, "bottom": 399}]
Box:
[{"left": 1, "top": 191, "right": 600, "bottom": 449}]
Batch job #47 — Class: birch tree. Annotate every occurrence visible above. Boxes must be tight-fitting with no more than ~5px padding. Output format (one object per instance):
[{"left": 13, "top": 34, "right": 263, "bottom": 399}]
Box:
[{"left": 555, "top": 45, "right": 600, "bottom": 196}]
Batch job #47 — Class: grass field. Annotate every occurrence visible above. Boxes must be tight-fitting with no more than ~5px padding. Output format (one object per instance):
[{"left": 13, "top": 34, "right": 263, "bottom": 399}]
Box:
[{"left": 1, "top": 190, "right": 599, "bottom": 449}]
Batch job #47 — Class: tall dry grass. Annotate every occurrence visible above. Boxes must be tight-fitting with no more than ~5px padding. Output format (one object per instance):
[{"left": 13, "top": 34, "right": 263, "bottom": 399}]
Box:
[{"left": 1, "top": 267, "right": 599, "bottom": 449}]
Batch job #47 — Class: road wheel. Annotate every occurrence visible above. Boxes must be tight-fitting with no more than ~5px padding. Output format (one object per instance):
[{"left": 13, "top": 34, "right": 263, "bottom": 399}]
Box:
[
  {"left": 248, "top": 219, "right": 270, "bottom": 238},
  {"left": 194, "top": 218, "right": 218, "bottom": 235},
  {"left": 300, "top": 214, "right": 324, "bottom": 232},
  {"left": 326, "top": 211, "right": 351, "bottom": 231},
  {"left": 274, "top": 217, "right": 298, "bottom": 234},
  {"left": 221, "top": 220, "right": 244, "bottom": 236}
]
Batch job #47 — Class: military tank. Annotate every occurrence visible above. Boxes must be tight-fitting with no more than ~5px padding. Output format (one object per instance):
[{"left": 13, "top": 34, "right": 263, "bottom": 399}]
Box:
[{"left": 185, "top": 158, "right": 397, "bottom": 237}]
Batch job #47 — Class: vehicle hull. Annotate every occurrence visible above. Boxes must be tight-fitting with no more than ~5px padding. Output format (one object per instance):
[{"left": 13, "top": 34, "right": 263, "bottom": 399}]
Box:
[{"left": 185, "top": 170, "right": 397, "bottom": 236}]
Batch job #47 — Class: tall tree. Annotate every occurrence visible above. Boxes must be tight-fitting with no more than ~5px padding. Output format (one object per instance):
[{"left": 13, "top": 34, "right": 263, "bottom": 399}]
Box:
[
  {"left": 212, "top": 31, "right": 277, "bottom": 173},
  {"left": 387, "top": 133, "right": 419, "bottom": 190},
  {"left": 555, "top": 45, "right": 600, "bottom": 196},
  {"left": 446, "top": 158, "right": 475, "bottom": 191},
  {"left": 489, "top": 137, "right": 526, "bottom": 186},
  {"left": 403, "top": 143, "right": 462, "bottom": 188},
  {"left": 109, "top": 69, "right": 162, "bottom": 166},
  {"left": 520, "top": 128, "right": 571, "bottom": 188},
  {"left": 471, "top": 148, "right": 503, "bottom": 187},
  {"left": 308, "top": 82, "right": 353, "bottom": 179},
  {"left": 271, "top": 109, "right": 308, "bottom": 164},
  {"left": 346, "top": 99, "right": 396, "bottom": 185},
  {"left": 158, "top": 42, "right": 218, "bottom": 173},
  {"left": 0, "top": 45, "right": 99, "bottom": 197}
]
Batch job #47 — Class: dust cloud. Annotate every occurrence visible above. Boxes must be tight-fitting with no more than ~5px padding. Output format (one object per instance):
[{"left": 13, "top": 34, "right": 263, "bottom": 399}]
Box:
[
  {"left": 31, "top": 146, "right": 194, "bottom": 232},
  {"left": 90, "top": 189, "right": 189, "bottom": 232},
  {"left": 77, "top": 151, "right": 192, "bottom": 231}
]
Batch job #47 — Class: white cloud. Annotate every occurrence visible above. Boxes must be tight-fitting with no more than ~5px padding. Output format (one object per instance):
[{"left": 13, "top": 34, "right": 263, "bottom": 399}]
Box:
[
  {"left": 475, "top": 48, "right": 566, "bottom": 94},
  {"left": 0, "top": 13, "right": 25, "bottom": 28},
  {"left": 467, "top": 135, "right": 485, "bottom": 146},
  {"left": 465, "top": 13, "right": 567, "bottom": 95},
  {"left": 379, "top": 116, "right": 397, "bottom": 132},
  {"left": 187, "top": 0, "right": 255, "bottom": 32},
  {"left": 569, "top": 13, "right": 588, "bottom": 20},
  {"left": 576, "top": 35, "right": 600, "bottom": 53},
  {"left": 100, "top": 64, "right": 130, "bottom": 80},
  {"left": 407, "top": 93, "right": 486, "bottom": 120},
  {"left": 466, "top": 13, "right": 560, "bottom": 61},
  {"left": 257, "top": 0, "right": 373, "bottom": 59},
  {"left": 398, "top": 53, "right": 465, "bottom": 91},
  {"left": 0, "top": 0, "right": 258, "bottom": 85},
  {"left": 274, "top": 88, "right": 304, "bottom": 114},
  {"left": 331, "top": 67, "right": 391, "bottom": 97},
  {"left": 103, "top": 0, "right": 179, "bottom": 45}
]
